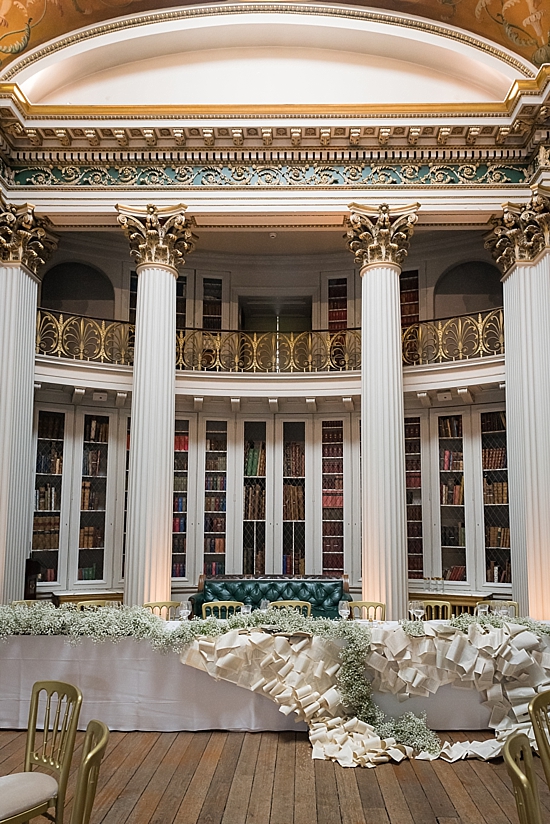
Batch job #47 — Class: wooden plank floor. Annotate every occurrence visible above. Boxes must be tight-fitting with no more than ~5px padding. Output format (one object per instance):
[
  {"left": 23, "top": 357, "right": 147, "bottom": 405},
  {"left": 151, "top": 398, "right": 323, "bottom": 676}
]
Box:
[{"left": 2, "top": 728, "right": 550, "bottom": 824}]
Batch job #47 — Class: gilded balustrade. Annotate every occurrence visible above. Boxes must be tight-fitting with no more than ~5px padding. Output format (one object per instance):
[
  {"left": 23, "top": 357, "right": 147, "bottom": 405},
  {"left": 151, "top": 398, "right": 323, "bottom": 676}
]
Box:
[{"left": 36, "top": 307, "right": 504, "bottom": 370}]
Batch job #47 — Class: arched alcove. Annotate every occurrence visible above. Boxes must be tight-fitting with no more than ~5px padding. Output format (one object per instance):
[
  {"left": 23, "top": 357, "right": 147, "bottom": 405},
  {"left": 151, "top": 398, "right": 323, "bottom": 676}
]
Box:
[
  {"left": 434, "top": 261, "right": 503, "bottom": 319},
  {"left": 41, "top": 262, "right": 115, "bottom": 319}
]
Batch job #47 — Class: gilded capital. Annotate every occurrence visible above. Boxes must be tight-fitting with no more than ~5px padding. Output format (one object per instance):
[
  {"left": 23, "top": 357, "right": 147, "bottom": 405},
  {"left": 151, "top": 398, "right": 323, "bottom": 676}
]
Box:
[
  {"left": 116, "top": 203, "right": 195, "bottom": 269},
  {"left": 0, "top": 200, "right": 58, "bottom": 275},
  {"left": 346, "top": 202, "right": 420, "bottom": 269},
  {"left": 485, "top": 189, "right": 550, "bottom": 274}
]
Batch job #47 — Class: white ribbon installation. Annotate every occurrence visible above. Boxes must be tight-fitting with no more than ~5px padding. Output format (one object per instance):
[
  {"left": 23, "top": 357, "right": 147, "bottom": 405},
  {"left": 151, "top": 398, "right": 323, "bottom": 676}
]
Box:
[{"left": 180, "top": 621, "right": 550, "bottom": 767}]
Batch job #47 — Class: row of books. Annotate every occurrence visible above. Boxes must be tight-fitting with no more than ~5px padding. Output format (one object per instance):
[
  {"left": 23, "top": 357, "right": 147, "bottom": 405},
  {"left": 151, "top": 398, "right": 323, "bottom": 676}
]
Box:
[
  {"left": 400, "top": 289, "right": 419, "bottom": 303},
  {"left": 79, "top": 526, "right": 104, "bottom": 548},
  {"left": 204, "top": 538, "right": 225, "bottom": 553},
  {"left": 444, "top": 565, "right": 466, "bottom": 580},
  {"left": 322, "top": 444, "right": 343, "bottom": 458},
  {"left": 244, "top": 441, "right": 266, "bottom": 477},
  {"left": 174, "top": 476, "right": 188, "bottom": 492},
  {"left": 406, "top": 458, "right": 421, "bottom": 472},
  {"left": 487, "top": 559, "right": 511, "bottom": 583},
  {"left": 244, "top": 483, "right": 266, "bottom": 520},
  {"left": 322, "top": 553, "right": 344, "bottom": 571},
  {"left": 172, "top": 534, "right": 186, "bottom": 552},
  {"left": 204, "top": 561, "right": 225, "bottom": 575},
  {"left": 407, "top": 471, "right": 421, "bottom": 488},
  {"left": 243, "top": 548, "right": 265, "bottom": 575},
  {"left": 404, "top": 421, "right": 421, "bottom": 439},
  {"left": 441, "top": 476, "right": 464, "bottom": 505},
  {"left": 36, "top": 449, "right": 63, "bottom": 475},
  {"left": 323, "top": 521, "right": 343, "bottom": 536},
  {"left": 322, "top": 494, "right": 343, "bottom": 507},
  {"left": 174, "top": 434, "right": 189, "bottom": 451},
  {"left": 407, "top": 505, "right": 422, "bottom": 521},
  {"left": 323, "top": 476, "right": 343, "bottom": 490},
  {"left": 81, "top": 481, "right": 105, "bottom": 512},
  {"left": 322, "top": 459, "right": 343, "bottom": 474},
  {"left": 284, "top": 442, "right": 305, "bottom": 477},
  {"left": 283, "top": 484, "right": 305, "bottom": 521},
  {"left": 322, "top": 425, "right": 343, "bottom": 443},
  {"left": 483, "top": 479, "right": 508, "bottom": 504},
  {"left": 32, "top": 528, "right": 60, "bottom": 550},
  {"left": 205, "top": 473, "right": 226, "bottom": 490},
  {"left": 38, "top": 413, "right": 64, "bottom": 440},
  {"left": 172, "top": 562, "right": 186, "bottom": 577},
  {"left": 327, "top": 309, "right": 347, "bottom": 321},
  {"left": 206, "top": 438, "right": 226, "bottom": 451},
  {"left": 205, "top": 456, "right": 226, "bottom": 471},
  {"left": 173, "top": 516, "right": 187, "bottom": 533},
  {"left": 407, "top": 522, "right": 422, "bottom": 538},
  {"left": 439, "top": 417, "right": 462, "bottom": 438},
  {"left": 173, "top": 494, "right": 187, "bottom": 512},
  {"left": 482, "top": 447, "right": 507, "bottom": 469},
  {"left": 405, "top": 440, "right": 420, "bottom": 454},
  {"left": 174, "top": 454, "right": 188, "bottom": 472},
  {"left": 323, "top": 536, "right": 343, "bottom": 552},
  {"left": 82, "top": 448, "right": 106, "bottom": 477},
  {"left": 407, "top": 538, "right": 423, "bottom": 550},
  {"left": 205, "top": 493, "right": 226, "bottom": 512},
  {"left": 84, "top": 418, "right": 109, "bottom": 443},
  {"left": 282, "top": 554, "right": 305, "bottom": 575},
  {"left": 204, "top": 515, "right": 225, "bottom": 533},
  {"left": 401, "top": 303, "right": 419, "bottom": 316},
  {"left": 440, "top": 450, "right": 463, "bottom": 471},
  {"left": 486, "top": 525, "right": 510, "bottom": 547},
  {"left": 442, "top": 524, "right": 466, "bottom": 545},
  {"left": 407, "top": 555, "right": 424, "bottom": 571},
  {"left": 481, "top": 411, "right": 506, "bottom": 433},
  {"left": 35, "top": 484, "right": 60, "bottom": 511},
  {"left": 77, "top": 566, "right": 99, "bottom": 580},
  {"left": 39, "top": 567, "right": 57, "bottom": 582}
]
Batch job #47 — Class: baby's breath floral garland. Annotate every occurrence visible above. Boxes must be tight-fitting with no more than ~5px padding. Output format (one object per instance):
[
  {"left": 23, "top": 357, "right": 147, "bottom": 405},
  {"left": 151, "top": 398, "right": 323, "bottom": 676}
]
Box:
[{"left": 0, "top": 602, "right": 441, "bottom": 755}]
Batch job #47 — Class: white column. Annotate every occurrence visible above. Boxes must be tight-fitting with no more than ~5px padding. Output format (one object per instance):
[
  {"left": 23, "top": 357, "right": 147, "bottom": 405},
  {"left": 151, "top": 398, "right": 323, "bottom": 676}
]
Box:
[
  {"left": 0, "top": 204, "right": 57, "bottom": 603},
  {"left": 117, "top": 204, "right": 194, "bottom": 606},
  {"left": 486, "top": 190, "right": 550, "bottom": 619},
  {"left": 347, "top": 202, "right": 419, "bottom": 620}
]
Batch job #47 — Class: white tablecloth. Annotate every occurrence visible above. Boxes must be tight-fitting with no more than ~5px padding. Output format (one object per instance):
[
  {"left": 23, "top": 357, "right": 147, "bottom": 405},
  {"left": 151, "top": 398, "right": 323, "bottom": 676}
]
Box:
[{"left": 0, "top": 634, "right": 489, "bottom": 732}]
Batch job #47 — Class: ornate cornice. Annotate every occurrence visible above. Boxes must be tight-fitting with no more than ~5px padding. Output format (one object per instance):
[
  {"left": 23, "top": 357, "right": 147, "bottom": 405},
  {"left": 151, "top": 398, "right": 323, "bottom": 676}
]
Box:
[
  {"left": 0, "top": 199, "right": 57, "bottom": 275},
  {"left": 485, "top": 189, "right": 550, "bottom": 273},
  {"left": 346, "top": 202, "right": 419, "bottom": 269},
  {"left": 116, "top": 203, "right": 195, "bottom": 269}
]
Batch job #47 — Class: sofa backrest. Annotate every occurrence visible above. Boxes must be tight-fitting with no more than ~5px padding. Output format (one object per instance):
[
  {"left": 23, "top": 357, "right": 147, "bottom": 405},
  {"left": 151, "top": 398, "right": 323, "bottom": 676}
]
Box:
[{"left": 202, "top": 578, "right": 346, "bottom": 618}]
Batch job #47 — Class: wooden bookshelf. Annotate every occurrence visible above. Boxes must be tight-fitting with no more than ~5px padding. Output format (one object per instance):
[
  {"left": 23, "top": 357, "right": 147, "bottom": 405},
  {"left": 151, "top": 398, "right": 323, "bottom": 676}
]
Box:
[
  {"left": 78, "top": 414, "right": 109, "bottom": 580},
  {"left": 121, "top": 417, "right": 130, "bottom": 578},
  {"left": 400, "top": 270, "right": 419, "bottom": 326},
  {"left": 204, "top": 421, "right": 227, "bottom": 575},
  {"left": 328, "top": 278, "right": 347, "bottom": 331},
  {"left": 405, "top": 417, "right": 423, "bottom": 580},
  {"left": 176, "top": 276, "right": 187, "bottom": 331},
  {"left": 282, "top": 421, "right": 306, "bottom": 575},
  {"left": 243, "top": 421, "right": 267, "bottom": 575},
  {"left": 322, "top": 420, "right": 344, "bottom": 574},
  {"left": 481, "top": 411, "right": 510, "bottom": 584},
  {"left": 438, "top": 414, "right": 466, "bottom": 582},
  {"left": 173, "top": 419, "right": 189, "bottom": 578},
  {"left": 32, "top": 410, "right": 65, "bottom": 583},
  {"left": 202, "top": 278, "right": 223, "bottom": 331}
]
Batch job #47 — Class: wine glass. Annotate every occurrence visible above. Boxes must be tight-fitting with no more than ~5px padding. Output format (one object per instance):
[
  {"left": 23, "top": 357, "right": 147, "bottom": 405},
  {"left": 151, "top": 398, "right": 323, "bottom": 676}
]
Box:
[
  {"left": 475, "top": 603, "right": 490, "bottom": 618},
  {"left": 338, "top": 600, "right": 351, "bottom": 620},
  {"left": 258, "top": 599, "right": 270, "bottom": 614},
  {"left": 408, "top": 600, "right": 425, "bottom": 621},
  {"left": 179, "top": 601, "right": 192, "bottom": 620},
  {"left": 240, "top": 604, "right": 252, "bottom": 616}
]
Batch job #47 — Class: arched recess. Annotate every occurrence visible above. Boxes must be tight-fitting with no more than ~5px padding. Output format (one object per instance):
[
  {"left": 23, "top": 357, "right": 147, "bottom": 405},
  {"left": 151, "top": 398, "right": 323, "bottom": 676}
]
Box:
[
  {"left": 41, "top": 262, "right": 115, "bottom": 319},
  {"left": 434, "top": 261, "right": 503, "bottom": 318}
]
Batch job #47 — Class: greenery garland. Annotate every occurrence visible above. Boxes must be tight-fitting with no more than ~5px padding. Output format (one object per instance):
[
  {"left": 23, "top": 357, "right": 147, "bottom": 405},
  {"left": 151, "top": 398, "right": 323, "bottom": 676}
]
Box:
[{"left": 0, "top": 602, "right": 440, "bottom": 754}]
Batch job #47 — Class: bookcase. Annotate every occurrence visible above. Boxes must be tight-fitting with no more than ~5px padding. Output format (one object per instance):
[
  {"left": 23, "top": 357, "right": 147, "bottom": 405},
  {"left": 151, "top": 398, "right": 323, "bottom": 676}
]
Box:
[
  {"left": 121, "top": 416, "right": 130, "bottom": 579},
  {"left": 77, "top": 414, "right": 110, "bottom": 581},
  {"left": 321, "top": 420, "right": 344, "bottom": 574},
  {"left": 437, "top": 414, "right": 467, "bottom": 582},
  {"left": 173, "top": 419, "right": 189, "bottom": 578},
  {"left": 400, "top": 270, "right": 419, "bottom": 326},
  {"left": 242, "top": 421, "right": 267, "bottom": 574},
  {"left": 32, "top": 410, "right": 67, "bottom": 583},
  {"left": 327, "top": 278, "right": 348, "bottom": 330},
  {"left": 203, "top": 420, "right": 227, "bottom": 575},
  {"left": 281, "top": 421, "right": 306, "bottom": 575},
  {"left": 202, "top": 278, "right": 223, "bottom": 330},
  {"left": 405, "top": 417, "right": 423, "bottom": 580},
  {"left": 176, "top": 276, "right": 187, "bottom": 331},
  {"left": 480, "top": 411, "right": 510, "bottom": 584}
]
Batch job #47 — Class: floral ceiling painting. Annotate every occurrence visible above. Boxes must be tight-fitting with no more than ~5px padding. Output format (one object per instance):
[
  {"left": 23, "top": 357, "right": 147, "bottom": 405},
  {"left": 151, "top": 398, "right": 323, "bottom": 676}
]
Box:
[{"left": 0, "top": 0, "right": 547, "bottom": 72}]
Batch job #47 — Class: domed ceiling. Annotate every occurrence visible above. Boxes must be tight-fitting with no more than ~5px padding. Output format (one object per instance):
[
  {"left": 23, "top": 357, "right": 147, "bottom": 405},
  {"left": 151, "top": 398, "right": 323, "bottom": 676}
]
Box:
[{"left": 0, "top": 0, "right": 547, "bottom": 71}]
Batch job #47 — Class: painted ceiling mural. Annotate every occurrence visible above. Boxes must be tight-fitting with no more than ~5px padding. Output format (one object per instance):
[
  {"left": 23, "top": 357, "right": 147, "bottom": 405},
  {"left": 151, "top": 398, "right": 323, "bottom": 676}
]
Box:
[{"left": 0, "top": 0, "right": 547, "bottom": 73}]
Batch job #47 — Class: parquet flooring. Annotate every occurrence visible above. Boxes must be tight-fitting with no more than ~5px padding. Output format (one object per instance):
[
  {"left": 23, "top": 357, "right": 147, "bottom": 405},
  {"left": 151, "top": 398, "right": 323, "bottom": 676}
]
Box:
[{"left": 2, "top": 728, "right": 550, "bottom": 824}]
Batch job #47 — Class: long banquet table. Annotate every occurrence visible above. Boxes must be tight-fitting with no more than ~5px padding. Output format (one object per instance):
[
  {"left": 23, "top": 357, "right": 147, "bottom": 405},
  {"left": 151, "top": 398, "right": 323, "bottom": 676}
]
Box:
[{"left": 0, "top": 629, "right": 492, "bottom": 732}]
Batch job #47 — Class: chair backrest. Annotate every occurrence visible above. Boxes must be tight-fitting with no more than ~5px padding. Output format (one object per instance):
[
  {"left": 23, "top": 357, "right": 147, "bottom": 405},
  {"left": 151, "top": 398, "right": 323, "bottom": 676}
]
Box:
[
  {"left": 348, "top": 601, "right": 386, "bottom": 621},
  {"left": 70, "top": 720, "right": 109, "bottom": 824},
  {"left": 11, "top": 600, "right": 37, "bottom": 606},
  {"left": 202, "top": 601, "right": 244, "bottom": 619},
  {"left": 269, "top": 600, "right": 312, "bottom": 616},
  {"left": 422, "top": 600, "right": 452, "bottom": 620},
  {"left": 143, "top": 601, "right": 180, "bottom": 619},
  {"left": 25, "top": 680, "right": 83, "bottom": 824},
  {"left": 503, "top": 732, "right": 543, "bottom": 824},
  {"left": 76, "top": 600, "right": 109, "bottom": 610},
  {"left": 529, "top": 690, "right": 550, "bottom": 791},
  {"left": 478, "top": 599, "right": 520, "bottom": 617}
]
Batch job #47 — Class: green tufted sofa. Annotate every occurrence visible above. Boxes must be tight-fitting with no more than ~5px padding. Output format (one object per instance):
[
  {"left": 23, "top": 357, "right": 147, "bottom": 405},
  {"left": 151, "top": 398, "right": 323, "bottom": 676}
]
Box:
[{"left": 189, "top": 574, "right": 351, "bottom": 619}]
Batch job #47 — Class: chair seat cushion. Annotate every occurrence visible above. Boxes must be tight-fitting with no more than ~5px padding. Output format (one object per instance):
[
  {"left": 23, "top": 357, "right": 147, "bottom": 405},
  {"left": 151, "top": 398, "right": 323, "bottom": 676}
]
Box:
[{"left": 0, "top": 772, "right": 58, "bottom": 818}]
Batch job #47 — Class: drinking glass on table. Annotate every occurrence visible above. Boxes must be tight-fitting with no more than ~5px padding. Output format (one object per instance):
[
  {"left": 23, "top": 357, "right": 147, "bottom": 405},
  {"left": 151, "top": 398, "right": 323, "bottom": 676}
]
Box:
[
  {"left": 475, "top": 603, "right": 490, "bottom": 618},
  {"left": 338, "top": 600, "right": 351, "bottom": 620},
  {"left": 258, "top": 599, "right": 270, "bottom": 614},
  {"left": 240, "top": 604, "right": 252, "bottom": 616},
  {"left": 179, "top": 601, "right": 192, "bottom": 620},
  {"left": 408, "top": 600, "right": 425, "bottom": 621}
]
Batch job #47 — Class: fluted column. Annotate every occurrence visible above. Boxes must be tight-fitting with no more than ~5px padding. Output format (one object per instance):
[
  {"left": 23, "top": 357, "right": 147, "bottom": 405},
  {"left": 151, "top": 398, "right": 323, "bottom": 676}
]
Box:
[
  {"left": 117, "top": 204, "right": 194, "bottom": 606},
  {"left": 486, "top": 189, "right": 550, "bottom": 619},
  {"left": 0, "top": 202, "right": 57, "bottom": 603},
  {"left": 347, "top": 202, "right": 419, "bottom": 620}
]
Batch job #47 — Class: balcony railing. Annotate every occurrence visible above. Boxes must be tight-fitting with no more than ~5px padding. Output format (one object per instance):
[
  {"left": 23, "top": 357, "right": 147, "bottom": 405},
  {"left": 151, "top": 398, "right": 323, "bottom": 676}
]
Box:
[{"left": 36, "top": 307, "right": 504, "bottom": 371}]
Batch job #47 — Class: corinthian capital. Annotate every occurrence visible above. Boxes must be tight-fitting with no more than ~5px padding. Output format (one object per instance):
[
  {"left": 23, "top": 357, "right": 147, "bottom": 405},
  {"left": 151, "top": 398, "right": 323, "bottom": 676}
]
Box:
[
  {"left": 116, "top": 203, "right": 195, "bottom": 269},
  {"left": 485, "top": 189, "right": 550, "bottom": 274},
  {"left": 346, "top": 202, "right": 420, "bottom": 269},
  {"left": 0, "top": 200, "right": 58, "bottom": 275}
]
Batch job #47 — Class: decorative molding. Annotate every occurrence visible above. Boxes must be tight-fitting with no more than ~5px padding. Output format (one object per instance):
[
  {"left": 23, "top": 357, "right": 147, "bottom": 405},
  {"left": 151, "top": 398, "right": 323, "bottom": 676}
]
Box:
[
  {"left": 0, "top": 198, "right": 57, "bottom": 275},
  {"left": 347, "top": 202, "right": 419, "bottom": 268},
  {"left": 10, "top": 161, "right": 530, "bottom": 190},
  {"left": 116, "top": 203, "right": 195, "bottom": 269},
  {"left": 485, "top": 188, "right": 550, "bottom": 273}
]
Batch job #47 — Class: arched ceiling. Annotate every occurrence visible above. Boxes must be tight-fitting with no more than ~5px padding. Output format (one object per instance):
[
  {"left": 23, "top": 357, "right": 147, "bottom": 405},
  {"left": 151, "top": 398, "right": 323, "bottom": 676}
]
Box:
[{"left": 0, "top": 0, "right": 547, "bottom": 72}]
